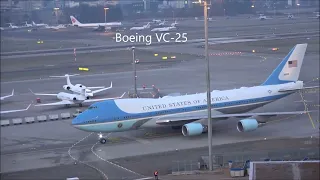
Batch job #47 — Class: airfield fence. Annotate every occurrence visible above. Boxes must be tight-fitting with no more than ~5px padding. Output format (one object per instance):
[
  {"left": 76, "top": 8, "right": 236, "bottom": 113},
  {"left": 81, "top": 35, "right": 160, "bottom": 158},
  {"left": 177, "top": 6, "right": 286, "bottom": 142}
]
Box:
[{"left": 171, "top": 147, "right": 319, "bottom": 174}]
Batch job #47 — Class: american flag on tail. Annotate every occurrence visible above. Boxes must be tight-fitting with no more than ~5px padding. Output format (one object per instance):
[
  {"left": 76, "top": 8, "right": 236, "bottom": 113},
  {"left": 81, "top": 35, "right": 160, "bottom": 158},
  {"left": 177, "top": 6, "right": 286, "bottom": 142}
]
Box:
[{"left": 288, "top": 60, "right": 297, "bottom": 68}]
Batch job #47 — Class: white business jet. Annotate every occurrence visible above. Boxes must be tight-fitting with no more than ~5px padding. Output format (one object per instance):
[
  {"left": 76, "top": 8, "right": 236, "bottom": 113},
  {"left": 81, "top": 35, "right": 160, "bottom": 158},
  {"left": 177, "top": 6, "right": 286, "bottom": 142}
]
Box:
[
  {"left": 158, "top": 20, "right": 166, "bottom": 26},
  {"left": 1, "top": 89, "right": 14, "bottom": 100},
  {"left": 171, "top": 20, "right": 178, "bottom": 27},
  {"left": 7, "top": 23, "right": 18, "bottom": 29},
  {"left": 72, "top": 44, "right": 319, "bottom": 144},
  {"left": 130, "top": 22, "right": 150, "bottom": 30},
  {"left": 29, "top": 88, "right": 126, "bottom": 107},
  {"left": 152, "top": 19, "right": 162, "bottom": 23},
  {"left": 49, "top": 74, "right": 112, "bottom": 97},
  {"left": 70, "top": 16, "right": 122, "bottom": 31},
  {"left": 257, "top": 14, "right": 272, "bottom": 20},
  {"left": 151, "top": 24, "right": 176, "bottom": 32},
  {"left": 45, "top": 24, "right": 66, "bottom": 30},
  {"left": 32, "top": 21, "right": 48, "bottom": 27}
]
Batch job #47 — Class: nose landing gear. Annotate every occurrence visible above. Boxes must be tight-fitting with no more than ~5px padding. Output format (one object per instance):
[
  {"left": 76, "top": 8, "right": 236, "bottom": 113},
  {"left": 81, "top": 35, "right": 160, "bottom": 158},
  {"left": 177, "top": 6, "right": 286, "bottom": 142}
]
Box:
[
  {"left": 98, "top": 133, "right": 108, "bottom": 144},
  {"left": 100, "top": 138, "right": 107, "bottom": 144}
]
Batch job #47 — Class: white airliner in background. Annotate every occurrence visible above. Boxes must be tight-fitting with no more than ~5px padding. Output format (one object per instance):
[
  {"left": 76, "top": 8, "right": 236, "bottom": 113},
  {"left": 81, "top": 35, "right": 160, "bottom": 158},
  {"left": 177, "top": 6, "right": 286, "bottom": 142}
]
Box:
[
  {"left": 130, "top": 22, "right": 150, "bottom": 30},
  {"left": 32, "top": 21, "right": 48, "bottom": 27},
  {"left": 72, "top": 44, "right": 318, "bottom": 144},
  {"left": 24, "top": 22, "right": 32, "bottom": 27},
  {"left": 70, "top": 16, "right": 122, "bottom": 30},
  {"left": 50, "top": 74, "right": 112, "bottom": 97},
  {"left": 30, "top": 88, "right": 125, "bottom": 107},
  {"left": 1, "top": 89, "right": 14, "bottom": 100},
  {"left": 151, "top": 24, "right": 176, "bottom": 32}
]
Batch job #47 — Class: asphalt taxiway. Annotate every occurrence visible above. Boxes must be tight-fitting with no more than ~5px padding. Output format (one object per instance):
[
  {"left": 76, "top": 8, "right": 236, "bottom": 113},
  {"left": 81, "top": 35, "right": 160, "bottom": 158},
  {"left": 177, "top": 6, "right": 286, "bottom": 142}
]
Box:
[{"left": 1, "top": 16, "right": 319, "bottom": 180}]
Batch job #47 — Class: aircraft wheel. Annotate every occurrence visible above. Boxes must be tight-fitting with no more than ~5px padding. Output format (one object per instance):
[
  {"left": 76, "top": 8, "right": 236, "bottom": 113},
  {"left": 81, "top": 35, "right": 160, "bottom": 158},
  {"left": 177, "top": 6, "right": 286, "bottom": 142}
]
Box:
[
  {"left": 100, "top": 138, "right": 107, "bottom": 144},
  {"left": 79, "top": 103, "right": 83, "bottom": 107}
]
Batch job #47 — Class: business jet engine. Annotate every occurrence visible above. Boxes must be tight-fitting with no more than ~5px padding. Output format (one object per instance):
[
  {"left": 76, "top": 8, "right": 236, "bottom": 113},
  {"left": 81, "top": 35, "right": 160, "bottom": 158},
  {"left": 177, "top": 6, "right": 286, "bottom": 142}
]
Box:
[
  {"left": 73, "top": 97, "right": 77, "bottom": 101},
  {"left": 63, "top": 85, "right": 71, "bottom": 90},
  {"left": 182, "top": 123, "right": 208, "bottom": 136},
  {"left": 237, "top": 119, "right": 265, "bottom": 132}
]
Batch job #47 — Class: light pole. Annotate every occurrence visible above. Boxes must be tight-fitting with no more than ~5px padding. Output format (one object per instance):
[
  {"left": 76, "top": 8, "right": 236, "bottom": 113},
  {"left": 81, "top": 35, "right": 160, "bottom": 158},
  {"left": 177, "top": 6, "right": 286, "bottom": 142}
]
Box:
[
  {"left": 192, "top": 0, "right": 212, "bottom": 171},
  {"left": 297, "top": 3, "right": 300, "bottom": 17},
  {"left": 53, "top": 7, "right": 59, "bottom": 24},
  {"left": 132, "top": 46, "right": 138, "bottom": 98},
  {"left": 201, "top": 0, "right": 213, "bottom": 171},
  {"left": 104, "top": 7, "right": 109, "bottom": 23}
]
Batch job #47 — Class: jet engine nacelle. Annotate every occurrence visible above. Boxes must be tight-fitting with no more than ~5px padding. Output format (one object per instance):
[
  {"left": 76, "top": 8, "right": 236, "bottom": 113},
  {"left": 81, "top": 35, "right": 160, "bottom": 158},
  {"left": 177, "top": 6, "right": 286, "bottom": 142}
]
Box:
[
  {"left": 63, "top": 85, "right": 71, "bottom": 90},
  {"left": 182, "top": 123, "right": 208, "bottom": 136},
  {"left": 73, "top": 97, "right": 77, "bottom": 101},
  {"left": 237, "top": 119, "right": 259, "bottom": 132}
]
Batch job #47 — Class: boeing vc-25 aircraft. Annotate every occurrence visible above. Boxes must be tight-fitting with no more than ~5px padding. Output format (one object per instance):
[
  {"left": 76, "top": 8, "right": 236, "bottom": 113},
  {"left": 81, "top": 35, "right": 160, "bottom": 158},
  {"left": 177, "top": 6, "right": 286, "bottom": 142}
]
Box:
[{"left": 72, "top": 44, "right": 315, "bottom": 144}]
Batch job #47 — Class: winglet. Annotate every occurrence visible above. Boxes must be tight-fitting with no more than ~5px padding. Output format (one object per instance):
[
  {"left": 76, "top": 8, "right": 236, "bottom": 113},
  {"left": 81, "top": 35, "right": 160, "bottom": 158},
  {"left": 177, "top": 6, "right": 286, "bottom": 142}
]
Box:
[
  {"left": 109, "top": 81, "right": 113, "bottom": 88},
  {"left": 119, "top": 92, "right": 126, "bottom": 98},
  {"left": 26, "top": 103, "right": 32, "bottom": 110},
  {"left": 11, "top": 89, "right": 14, "bottom": 96}
]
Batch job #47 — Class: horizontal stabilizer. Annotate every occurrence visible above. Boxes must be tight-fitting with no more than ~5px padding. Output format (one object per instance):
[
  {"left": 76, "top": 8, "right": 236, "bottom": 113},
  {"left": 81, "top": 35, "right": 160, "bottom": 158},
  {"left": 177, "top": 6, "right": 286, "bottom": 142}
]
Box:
[{"left": 279, "top": 86, "right": 319, "bottom": 93}]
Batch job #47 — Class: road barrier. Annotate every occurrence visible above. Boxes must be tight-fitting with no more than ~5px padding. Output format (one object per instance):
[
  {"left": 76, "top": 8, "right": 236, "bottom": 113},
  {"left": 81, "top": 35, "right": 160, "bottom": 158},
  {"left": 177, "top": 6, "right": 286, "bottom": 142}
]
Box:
[
  {"left": 0, "top": 112, "right": 80, "bottom": 127},
  {"left": 12, "top": 118, "right": 23, "bottom": 125},
  {"left": 61, "top": 112, "right": 71, "bottom": 119},
  {"left": 1, "top": 120, "right": 10, "bottom": 126},
  {"left": 37, "top": 115, "right": 47, "bottom": 122},
  {"left": 49, "top": 114, "right": 59, "bottom": 121},
  {"left": 25, "top": 117, "right": 35, "bottom": 124}
]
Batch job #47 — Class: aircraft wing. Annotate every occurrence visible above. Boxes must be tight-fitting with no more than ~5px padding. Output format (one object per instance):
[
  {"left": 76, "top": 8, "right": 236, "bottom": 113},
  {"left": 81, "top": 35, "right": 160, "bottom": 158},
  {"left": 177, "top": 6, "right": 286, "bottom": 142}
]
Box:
[
  {"left": 154, "top": 110, "right": 311, "bottom": 125},
  {"left": 1, "top": 89, "right": 14, "bottom": 100},
  {"left": 91, "top": 82, "right": 113, "bottom": 94},
  {"left": 1, "top": 104, "right": 31, "bottom": 114},
  {"left": 278, "top": 86, "right": 319, "bottom": 93},
  {"left": 29, "top": 89, "right": 57, "bottom": 96},
  {"left": 87, "top": 86, "right": 105, "bottom": 89},
  {"left": 84, "top": 92, "right": 126, "bottom": 103},
  {"left": 34, "top": 100, "right": 74, "bottom": 107}
]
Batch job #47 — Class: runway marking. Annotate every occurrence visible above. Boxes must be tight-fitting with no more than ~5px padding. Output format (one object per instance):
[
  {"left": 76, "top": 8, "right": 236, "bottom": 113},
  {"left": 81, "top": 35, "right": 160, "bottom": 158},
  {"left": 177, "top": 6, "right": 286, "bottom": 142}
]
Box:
[
  {"left": 299, "top": 91, "right": 317, "bottom": 127},
  {"left": 68, "top": 132, "right": 109, "bottom": 180},
  {"left": 134, "top": 178, "right": 153, "bottom": 180},
  {"left": 91, "top": 133, "right": 146, "bottom": 178}
]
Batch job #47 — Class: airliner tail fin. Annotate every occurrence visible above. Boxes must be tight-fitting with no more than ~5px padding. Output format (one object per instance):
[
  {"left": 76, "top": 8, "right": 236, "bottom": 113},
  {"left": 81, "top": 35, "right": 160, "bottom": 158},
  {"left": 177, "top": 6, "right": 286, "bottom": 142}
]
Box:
[{"left": 262, "top": 43, "right": 307, "bottom": 86}]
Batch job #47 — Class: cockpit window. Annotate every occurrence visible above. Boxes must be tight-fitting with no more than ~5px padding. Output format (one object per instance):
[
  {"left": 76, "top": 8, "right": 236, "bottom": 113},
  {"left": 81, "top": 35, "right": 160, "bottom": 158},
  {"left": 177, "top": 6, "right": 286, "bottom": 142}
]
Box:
[{"left": 88, "top": 106, "right": 97, "bottom": 109}]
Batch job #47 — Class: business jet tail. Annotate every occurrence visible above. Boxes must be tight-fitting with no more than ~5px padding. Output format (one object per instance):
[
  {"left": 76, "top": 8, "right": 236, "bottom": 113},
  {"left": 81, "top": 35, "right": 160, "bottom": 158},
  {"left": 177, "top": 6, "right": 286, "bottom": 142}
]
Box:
[{"left": 262, "top": 43, "right": 307, "bottom": 86}]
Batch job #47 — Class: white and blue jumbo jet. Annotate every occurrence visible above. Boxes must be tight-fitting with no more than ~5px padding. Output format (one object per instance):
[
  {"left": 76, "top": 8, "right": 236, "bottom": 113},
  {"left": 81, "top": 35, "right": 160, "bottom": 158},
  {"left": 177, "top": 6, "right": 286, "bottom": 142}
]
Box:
[{"left": 72, "top": 44, "right": 316, "bottom": 144}]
